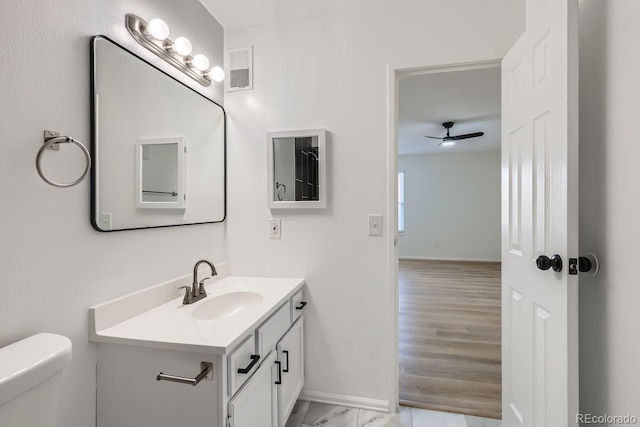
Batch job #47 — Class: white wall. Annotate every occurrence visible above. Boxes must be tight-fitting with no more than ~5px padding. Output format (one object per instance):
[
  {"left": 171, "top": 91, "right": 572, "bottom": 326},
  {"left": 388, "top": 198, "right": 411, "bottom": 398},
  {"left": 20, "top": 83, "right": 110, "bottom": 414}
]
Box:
[
  {"left": 0, "top": 2, "right": 225, "bottom": 427},
  {"left": 398, "top": 152, "right": 501, "bottom": 261},
  {"left": 224, "top": 0, "right": 524, "bottom": 407},
  {"left": 579, "top": 0, "right": 640, "bottom": 419}
]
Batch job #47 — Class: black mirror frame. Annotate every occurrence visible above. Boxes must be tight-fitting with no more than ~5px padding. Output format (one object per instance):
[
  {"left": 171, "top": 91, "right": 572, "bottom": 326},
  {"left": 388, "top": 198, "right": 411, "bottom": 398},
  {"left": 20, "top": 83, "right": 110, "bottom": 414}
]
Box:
[{"left": 89, "top": 35, "right": 226, "bottom": 232}]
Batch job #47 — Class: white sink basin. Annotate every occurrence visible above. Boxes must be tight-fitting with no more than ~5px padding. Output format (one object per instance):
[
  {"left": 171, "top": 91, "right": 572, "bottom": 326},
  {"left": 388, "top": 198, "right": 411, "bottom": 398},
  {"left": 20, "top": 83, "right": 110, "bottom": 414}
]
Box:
[{"left": 192, "top": 291, "right": 264, "bottom": 320}]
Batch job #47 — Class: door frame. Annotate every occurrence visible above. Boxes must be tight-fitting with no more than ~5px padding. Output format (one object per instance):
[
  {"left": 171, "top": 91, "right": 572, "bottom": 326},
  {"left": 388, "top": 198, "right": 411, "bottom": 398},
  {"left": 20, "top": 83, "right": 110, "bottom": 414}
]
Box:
[{"left": 385, "top": 59, "right": 503, "bottom": 412}]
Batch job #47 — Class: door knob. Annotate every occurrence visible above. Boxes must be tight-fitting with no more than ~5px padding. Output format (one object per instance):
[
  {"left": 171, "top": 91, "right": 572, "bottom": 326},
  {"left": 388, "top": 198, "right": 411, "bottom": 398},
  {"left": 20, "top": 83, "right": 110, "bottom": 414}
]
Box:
[
  {"left": 579, "top": 257, "right": 592, "bottom": 272},
  {"left": 536, "top": 254, "right": 563, "bottom": 272}
]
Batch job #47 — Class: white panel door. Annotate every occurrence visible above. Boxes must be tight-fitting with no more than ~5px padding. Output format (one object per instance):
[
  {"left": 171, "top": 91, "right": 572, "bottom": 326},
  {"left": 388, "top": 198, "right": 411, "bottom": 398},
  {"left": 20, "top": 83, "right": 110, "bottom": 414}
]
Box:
[
  {"left": 277, "top": 317, "right": 304, "bottom": 427},
  {"left": 501, "top": 0, "right": 579, "bottom": 426},
  {"left": 228, "top": 351, "right": 278, "bottom": 427}
]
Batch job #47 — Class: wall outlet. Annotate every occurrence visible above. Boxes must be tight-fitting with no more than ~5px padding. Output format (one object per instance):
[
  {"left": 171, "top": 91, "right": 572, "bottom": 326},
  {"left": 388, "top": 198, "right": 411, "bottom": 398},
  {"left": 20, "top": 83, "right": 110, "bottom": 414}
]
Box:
[
  {"left": 269, "top": 218, "right": 281, "bottom": 239},
  {"left": 368, "top": 214, "right": 383, "bottom": 236}
]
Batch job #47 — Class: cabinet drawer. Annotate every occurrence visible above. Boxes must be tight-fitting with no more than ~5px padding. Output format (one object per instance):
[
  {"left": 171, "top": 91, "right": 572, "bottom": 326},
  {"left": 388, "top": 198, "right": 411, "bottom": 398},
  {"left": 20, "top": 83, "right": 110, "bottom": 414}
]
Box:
[
  {"left": 228, "top": 335, "right": 260, "bottom": 396},
  {"left": 290, "top": 290, "right": 306, "bottom": 322},
  {"left": 256, "top": 301, "right": 291, "bottom": 357}
]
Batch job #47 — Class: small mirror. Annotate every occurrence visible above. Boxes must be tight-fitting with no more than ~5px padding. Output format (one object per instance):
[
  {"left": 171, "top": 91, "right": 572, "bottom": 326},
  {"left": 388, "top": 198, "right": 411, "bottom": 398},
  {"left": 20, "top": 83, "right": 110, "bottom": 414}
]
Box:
[
  {"left": 267, "top": 129, "right": 326, "bottom": 209},
  {"left": 135, "top": 138, "right": 186, "bottom": 209}
]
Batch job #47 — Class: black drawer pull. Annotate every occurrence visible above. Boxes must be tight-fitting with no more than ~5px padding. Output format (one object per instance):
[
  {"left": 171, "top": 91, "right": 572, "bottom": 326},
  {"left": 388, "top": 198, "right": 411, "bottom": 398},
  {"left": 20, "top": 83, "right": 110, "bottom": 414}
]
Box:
[
  {"left": 295, "top": 301, "right": 308, "bottom": 310},
  {"left": 275, "top": 361, "right": 282, "bottom": 385},
  {"left": 237, "top": 355, "right": 260, "bottom": 374},
  {"left": 283, "top": 350, "right": 289, "bottom": 373}
]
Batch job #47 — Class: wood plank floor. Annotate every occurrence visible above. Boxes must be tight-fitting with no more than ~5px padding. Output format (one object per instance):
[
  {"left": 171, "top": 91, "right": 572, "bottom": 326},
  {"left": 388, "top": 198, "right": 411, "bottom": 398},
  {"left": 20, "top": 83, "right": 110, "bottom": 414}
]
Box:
[{"left": 398, "top": 259, "right": 502, "bottom": 419}]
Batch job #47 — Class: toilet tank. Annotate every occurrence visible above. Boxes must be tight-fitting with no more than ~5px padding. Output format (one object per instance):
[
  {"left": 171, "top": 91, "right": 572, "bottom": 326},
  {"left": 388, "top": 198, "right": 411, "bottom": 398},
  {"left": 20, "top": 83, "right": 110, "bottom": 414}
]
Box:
[{"left": 0, "top": 333, "right": 72, "bottom": 427}]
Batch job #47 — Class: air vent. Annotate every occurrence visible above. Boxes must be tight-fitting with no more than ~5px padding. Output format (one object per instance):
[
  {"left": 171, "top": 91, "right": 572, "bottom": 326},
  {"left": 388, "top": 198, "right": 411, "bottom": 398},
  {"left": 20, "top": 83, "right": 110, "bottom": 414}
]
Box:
[{"left": 226, "top": 46, "right": 253, "bottom": 92}]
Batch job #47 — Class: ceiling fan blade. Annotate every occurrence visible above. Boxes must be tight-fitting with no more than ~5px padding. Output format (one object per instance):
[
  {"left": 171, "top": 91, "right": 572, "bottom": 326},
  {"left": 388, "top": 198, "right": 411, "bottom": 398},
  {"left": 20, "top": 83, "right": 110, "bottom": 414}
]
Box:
[
  {"left": 423, "top": 135, "right": 444, "bottom": 140},
  {"left": 446, "top": 132, "right": 485, "bottom": 141}
]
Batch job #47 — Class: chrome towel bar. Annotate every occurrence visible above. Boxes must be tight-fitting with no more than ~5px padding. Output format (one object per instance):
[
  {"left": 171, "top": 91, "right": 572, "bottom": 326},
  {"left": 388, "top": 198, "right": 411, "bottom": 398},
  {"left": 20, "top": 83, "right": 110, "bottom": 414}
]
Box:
[{"left": 156, "top": 361, "right": 213, "bottom": 386}]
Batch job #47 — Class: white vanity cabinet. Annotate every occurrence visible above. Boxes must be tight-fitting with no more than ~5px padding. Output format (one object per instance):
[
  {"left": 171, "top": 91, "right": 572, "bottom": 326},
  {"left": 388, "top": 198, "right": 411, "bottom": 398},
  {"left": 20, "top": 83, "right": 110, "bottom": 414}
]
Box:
[
  {"left": 228, "top": 351, "right": 278, "bottom": 427},
  {"left": 276, "top": 317, "right": 304, "bottom": 427},
  {"left": 91, "top": 276, "right": 307, "bottom": 427},
  {"left": 227, "top": 308, "right": 305, "bottom": 427}
]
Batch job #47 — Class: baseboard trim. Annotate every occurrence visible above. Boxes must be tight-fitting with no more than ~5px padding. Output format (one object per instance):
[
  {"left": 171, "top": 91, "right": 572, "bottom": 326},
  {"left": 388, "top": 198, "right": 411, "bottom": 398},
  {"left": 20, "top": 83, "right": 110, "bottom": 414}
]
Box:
[
  {"left": 399, "top": 256, "right": 501, "bottom": 263},
  {"left": 299, "top": 389, "right": 390, "bottom": 412}
]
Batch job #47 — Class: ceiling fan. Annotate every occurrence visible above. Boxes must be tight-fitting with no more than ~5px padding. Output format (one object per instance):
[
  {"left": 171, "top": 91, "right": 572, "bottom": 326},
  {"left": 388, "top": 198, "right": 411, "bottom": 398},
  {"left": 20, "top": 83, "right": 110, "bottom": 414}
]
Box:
[{"left": 424, "top": 121, "right": 484, "bottom": 147}]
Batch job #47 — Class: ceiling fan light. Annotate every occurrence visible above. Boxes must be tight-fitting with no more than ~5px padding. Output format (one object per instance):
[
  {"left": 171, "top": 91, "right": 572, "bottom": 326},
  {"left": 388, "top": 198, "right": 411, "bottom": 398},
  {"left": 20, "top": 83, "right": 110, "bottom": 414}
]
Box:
[{"left": 441, "top": 141, "right": 456, "bottom": 148}]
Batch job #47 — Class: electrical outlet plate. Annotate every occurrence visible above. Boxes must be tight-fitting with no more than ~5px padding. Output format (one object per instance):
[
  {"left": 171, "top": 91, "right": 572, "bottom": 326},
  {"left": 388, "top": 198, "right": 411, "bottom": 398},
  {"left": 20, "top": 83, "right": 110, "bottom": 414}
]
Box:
[{"left": 269, "top": 218, "right": 281, "bottom": 239}]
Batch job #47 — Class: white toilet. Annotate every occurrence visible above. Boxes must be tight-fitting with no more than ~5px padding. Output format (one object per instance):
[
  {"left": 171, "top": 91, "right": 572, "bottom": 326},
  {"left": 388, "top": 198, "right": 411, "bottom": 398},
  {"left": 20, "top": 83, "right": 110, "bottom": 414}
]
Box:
[{"left": 0, "top": 333, "right": 72, "bottom": 427}]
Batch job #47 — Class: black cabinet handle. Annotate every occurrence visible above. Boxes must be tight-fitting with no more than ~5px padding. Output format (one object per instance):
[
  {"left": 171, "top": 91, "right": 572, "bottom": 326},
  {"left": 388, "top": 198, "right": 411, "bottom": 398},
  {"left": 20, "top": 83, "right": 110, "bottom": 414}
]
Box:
[
  {"left": 237, "top": 355, "right": 260, "bottom": 374},
  {"left": 275, "top": 361, "right": 282, "bottom": 385},
  {"left": 283, "top": 350, "right": 289, "bottom": 373},
  {"left": 295, "top": 301, "right": 308, "bottom": 310}
]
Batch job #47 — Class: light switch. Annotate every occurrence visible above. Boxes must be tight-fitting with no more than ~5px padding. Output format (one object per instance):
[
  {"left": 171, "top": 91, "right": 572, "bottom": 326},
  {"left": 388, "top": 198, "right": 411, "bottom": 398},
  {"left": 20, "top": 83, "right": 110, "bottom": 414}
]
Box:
[
  {"left": 368, "top": 214, "right": 383, "bottom": 236},
  {"left": 269, "top": 218, "right": 281, "bottom": 239}
]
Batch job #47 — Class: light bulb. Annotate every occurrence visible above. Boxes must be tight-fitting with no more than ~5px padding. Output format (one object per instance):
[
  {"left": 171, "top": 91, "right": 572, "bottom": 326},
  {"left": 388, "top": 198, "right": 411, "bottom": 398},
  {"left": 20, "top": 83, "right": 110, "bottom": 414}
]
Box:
[
  {"left": 172, "top": 37, "right": 192, "bottom": 56},
  {"left": 147, "top": 18, "right": 169, "bottom": 40},
  {"left": 191, "top": 54, "right": 209, "bottom": 71},
  {"left": 208, "top": 66, "right": 225, "bottom": 82},
  {"left": 441, "top": 141, "right": 456, "bottom": 148}
]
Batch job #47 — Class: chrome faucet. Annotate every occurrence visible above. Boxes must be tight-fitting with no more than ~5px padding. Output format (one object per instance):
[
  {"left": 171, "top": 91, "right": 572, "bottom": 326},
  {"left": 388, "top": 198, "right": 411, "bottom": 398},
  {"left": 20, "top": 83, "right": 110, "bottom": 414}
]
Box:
[{"left": 178, "top": 259, "right": 217, "bottom": 305}]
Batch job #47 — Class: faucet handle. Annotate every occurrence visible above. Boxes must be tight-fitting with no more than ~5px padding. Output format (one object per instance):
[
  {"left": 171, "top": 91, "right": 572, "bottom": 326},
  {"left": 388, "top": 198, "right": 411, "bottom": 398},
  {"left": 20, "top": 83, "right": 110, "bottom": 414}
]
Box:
[
  {"left": 197, "top": 277, "right": 213, "bottom": 296},
  {"left": 177, "top": 286, "right": 191, "bottom": 304}
]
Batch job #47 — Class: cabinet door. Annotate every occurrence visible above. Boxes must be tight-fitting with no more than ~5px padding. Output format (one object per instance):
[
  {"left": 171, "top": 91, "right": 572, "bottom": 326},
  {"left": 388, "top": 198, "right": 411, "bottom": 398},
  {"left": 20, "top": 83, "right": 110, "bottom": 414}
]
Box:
[
  {"left": 228, "top": 351, "right": 278, "bottom": 427},
  {"left": 277, "top": 317, "right": 304, "bottom": 427}
]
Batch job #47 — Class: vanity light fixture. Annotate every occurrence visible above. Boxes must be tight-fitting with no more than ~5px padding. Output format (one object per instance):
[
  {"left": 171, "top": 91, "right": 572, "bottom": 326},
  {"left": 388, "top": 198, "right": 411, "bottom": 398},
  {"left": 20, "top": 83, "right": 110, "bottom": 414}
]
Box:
[
  {"left": 208, "top": 66, "right": 225, "bottom": 82},
  {"left": 146, "top": 18, "right": 170, "bottom": 40},
  {"left": 125, "top": 14, "right": 223, "bottom": 87},
  {"left": 190, "top": 53, "right": 210, "bottom": 71},
  {"left": 171, "top": 37, "right": 193, "bottom": 56}
]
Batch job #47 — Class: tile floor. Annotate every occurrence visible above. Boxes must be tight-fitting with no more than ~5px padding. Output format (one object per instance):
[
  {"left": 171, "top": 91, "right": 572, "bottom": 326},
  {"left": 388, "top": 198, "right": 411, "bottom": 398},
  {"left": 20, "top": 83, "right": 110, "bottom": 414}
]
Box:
[{"left": 284, "top": 401, "right": 502, "bottom": 427}]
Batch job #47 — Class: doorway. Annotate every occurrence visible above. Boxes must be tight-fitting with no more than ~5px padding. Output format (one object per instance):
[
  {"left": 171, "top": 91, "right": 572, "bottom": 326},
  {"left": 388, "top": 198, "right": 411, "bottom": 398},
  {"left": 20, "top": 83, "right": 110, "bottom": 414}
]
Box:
[{"left": 391, "top": 63, "right": 503, "bottom": 419}]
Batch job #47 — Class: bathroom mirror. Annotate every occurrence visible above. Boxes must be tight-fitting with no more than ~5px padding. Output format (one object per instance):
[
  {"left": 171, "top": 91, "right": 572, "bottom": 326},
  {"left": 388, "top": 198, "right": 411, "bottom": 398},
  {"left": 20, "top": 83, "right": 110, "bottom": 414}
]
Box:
[
  {"left": 90, "top": 36, "right": 225, "bottom": 231},
  {"left": 267, "top": 129, "right": 326, "bottom": 209}
]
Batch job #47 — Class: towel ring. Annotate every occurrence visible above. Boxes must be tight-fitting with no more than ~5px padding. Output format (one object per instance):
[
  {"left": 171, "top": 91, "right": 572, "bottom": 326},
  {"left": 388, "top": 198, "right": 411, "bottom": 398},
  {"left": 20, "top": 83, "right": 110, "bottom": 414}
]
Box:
[{"left": 36, "top": 131, "right": 91, "bottom": 188}]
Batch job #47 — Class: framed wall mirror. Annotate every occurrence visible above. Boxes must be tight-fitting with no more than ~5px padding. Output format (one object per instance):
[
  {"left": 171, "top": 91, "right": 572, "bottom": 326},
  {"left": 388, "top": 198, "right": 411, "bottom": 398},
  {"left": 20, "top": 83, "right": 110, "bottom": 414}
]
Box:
[
  {"left": 267, "top": 129, "right": 327, "bottom": 209},
  {"left": 135, "top": 137, "right": 186, "bottom": 209},
  {"left": 90, "top": 36, "right": 225, "bottom": 231}
]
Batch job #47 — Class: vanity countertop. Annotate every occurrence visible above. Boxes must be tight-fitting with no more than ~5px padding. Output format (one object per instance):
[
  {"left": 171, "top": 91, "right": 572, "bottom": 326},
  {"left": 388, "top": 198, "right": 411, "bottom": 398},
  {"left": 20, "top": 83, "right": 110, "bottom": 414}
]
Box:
[{"left": 89, "top": 274, "right": 305, "bottom": 354}]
